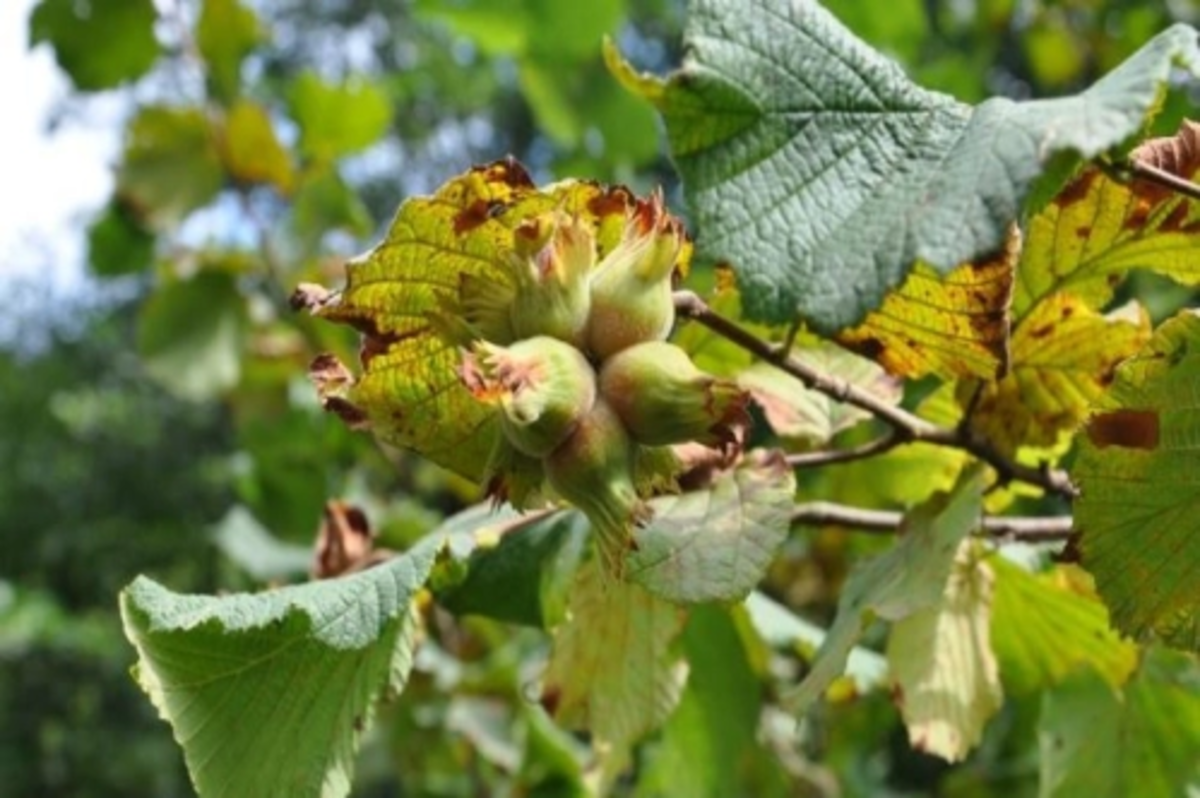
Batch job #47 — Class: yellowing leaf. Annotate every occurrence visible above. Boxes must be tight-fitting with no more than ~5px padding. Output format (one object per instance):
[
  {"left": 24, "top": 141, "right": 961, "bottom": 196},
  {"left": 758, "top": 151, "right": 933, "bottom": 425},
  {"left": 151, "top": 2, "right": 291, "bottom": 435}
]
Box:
[
  {"left": 220, "top": 100, "right": 293, "bottom": 193},
  {"left": 1076, "top": 310, "right": 1200, "bottom": 650},
  {"left": 838, "top": 240, "right": 1015, "bottom": 380},
  {"left": 297, "top": 160, "right": 668, "bottom": 483},
  {"left": 788, "top": 467, "right": 985, "bottom": 713},
  {"left": 1016, "top": 120, "right": 1200, "bottom": 316},
  {"left": 990, "top": 558, "right": 1136, "bottom": 695},
  {"left": 886, "top": 541, "right": 1002, "bottom": 763},
  {"left": 738, "top": 341, "right": 901, "bottom": 445},
  {"left": 542, "top": 560, "right": 688, "bottom": 782},
  {"left": 965, "top": 295, "right": 1151, "bottom": 454}
]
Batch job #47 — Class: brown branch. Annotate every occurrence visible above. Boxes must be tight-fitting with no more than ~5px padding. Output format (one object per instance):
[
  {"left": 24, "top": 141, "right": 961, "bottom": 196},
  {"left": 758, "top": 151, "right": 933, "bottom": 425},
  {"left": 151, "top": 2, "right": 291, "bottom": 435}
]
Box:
[
  {"left": 1118, "top": 158, "right": 1200, "bottom": 203},
  {"left": 785, "top": 433, "right": 901, "bottom": 468},
  {"left": 791, "top": 501, "right": 1074, "bottom": 543},
  {"left": 674, "top": 291, "right": 1079, "bottom": 499}
]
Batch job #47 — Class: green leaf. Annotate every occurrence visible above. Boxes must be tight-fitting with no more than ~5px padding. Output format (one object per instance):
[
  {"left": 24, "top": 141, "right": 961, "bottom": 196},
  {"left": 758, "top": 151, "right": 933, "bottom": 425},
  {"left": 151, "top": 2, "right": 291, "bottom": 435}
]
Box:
[
  {"left": 435, "top": 509, "right": 589, "bottom": 628},
  {"left": 137, "top": 270, "right": 248, "bottom": 402},
  {"left": 627, "top": 451, "right": 795, "bottom": 603},
  {"left": 738, "top": 341, "right": 901, "bottom": 445},
  {"left": 1076, "top": 310, "right": 1200, "bottom": 650},
  {"left": 117, "top": 106, "right": 225, "bottom": 230},
  {"left": 990, "top": 557, "right": 1137, "bottom": 696},
  {"left": 197, "top": 0, "right": 264, "bottom": 103},
  {"left": 885, "top": 541, "right": 1002, "bottom": 762},
  {"left": 120, "top": 536, "right": 441, "bottom": 798},
  {"left": 86, "top": 201, "right": 155, "bottom": 277},
  {"left": 1038, "top": 647, "right": 1200, "bottom": 797},
  {"left": 220, "top": 100, "right": 294, "bottom": 192},
  {"left": 542, "top": 560, "right": 688, "bottom": 783},
  {"left": 638, "top": 605, "right": 790, "bottom": 798},
  {"left": 30, "top": 0, "right": 159, "bottom": 91},
  {"left": 290, "top": 72, "right": 391, "bottom": 163},
  {"left": 787, "top": 466, "right": 985, "bottom": 713},
  {"left": 611, "top": 1, "right": 1200, "bottom": 331}
]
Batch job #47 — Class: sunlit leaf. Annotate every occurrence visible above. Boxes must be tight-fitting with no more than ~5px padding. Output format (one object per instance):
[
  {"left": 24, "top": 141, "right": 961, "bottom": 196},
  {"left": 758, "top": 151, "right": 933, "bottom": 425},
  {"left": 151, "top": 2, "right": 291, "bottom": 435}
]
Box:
[
  {"left": 117, "top": 106, "right": 225, "bottom": 230},
  {"left": 838, "top": 238, "right": 1015, "bottom": 380},
  {"left": 886, "top": 541, "right": 1002, "bottom": 762},
  {"left": 1016, "top": 120, "right": 1200, "bottom": 316},
  {"left": 220, "top": 100, "right": 293, "bottom": 193},
  {"left": 137, "top": 271, "right": 248, "bottom": 402},
  {"left": 965, "top": 295, "right": 1151, "bottom": 455},
  {"left": 299, "top": 160, "right": 664, "bottom": 482},
  {"left": 197, "top": 0, "right": 264, "bottom": 103},
  {"left": 542, "top": 560, "right": 688, "bottom": 782},
  {"left": 290, "top": 72, "right": 392, "bottom": 163},
  {"left": 627, "top": 451, "right": 795, "bottom": 603},
  {"left": 30, "top": 0, "right": 159, "bottom": 91},
  {"left": 990, "top": 557, "right": 1137, "bottom": 695},
  {"left": 1076, "top": 310, "right": 1200, "bottom": 650},
  {"left": 610, "top": 1, "right": 1200, "bottom": 331},
  {"left": 1038, "top": 647, "right": 1200, "bottom": 797},
  {"left": 120, "top": 535, "right": 440, "bottom": 798},
  {"left": 738, "top": 341, "right": 901, "bottom": 445},
  {"left": 788, "top": 467, "right": 985, "bottom": 713}
]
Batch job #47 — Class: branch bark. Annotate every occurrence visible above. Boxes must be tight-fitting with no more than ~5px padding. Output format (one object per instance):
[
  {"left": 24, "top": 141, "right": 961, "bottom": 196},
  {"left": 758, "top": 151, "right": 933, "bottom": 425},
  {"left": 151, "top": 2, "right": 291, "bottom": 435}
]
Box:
[
  {"left": 674, "top": 291, "right": 1079, "bottom": 499},
  {"left": 791, "top": 501, "right": 1074, "bottom": 543}
]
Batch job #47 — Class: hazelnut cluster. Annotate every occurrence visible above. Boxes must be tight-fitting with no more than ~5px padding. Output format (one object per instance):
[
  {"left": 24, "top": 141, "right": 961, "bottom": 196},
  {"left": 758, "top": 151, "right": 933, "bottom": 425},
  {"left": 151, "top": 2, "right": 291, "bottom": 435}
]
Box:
[{"left": 456, "top": 192, "right": 748, "bottom": 577}]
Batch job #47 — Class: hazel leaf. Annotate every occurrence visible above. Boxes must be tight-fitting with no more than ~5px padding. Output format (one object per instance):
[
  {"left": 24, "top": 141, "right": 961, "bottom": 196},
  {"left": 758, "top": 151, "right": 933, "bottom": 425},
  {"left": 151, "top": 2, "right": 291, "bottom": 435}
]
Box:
[
  {"left": 1076, "top": 310, "right": 1200, "bottom": 650},
  {"left": 627, "top": 451, "right": 796, "bottom": 603},
  {"left": 610, "top": 0, "right": 1200, "bottom": 331}
]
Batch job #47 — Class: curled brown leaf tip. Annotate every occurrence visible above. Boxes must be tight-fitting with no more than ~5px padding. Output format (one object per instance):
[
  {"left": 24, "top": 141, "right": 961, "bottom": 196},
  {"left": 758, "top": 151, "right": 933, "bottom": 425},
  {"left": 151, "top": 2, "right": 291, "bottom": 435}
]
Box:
[
  {"left": 290, "top": 282, "right": 334, "bottom": 313},
  {"left": 312, "top": 501, "right": 377, "bottom": 579}
]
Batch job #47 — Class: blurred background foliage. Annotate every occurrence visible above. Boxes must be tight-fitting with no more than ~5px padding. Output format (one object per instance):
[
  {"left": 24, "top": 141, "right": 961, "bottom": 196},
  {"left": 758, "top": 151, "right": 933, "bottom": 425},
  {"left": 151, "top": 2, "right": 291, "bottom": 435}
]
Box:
[{"left": 4, "top": 0, "right": 1198, "bottom": 794}]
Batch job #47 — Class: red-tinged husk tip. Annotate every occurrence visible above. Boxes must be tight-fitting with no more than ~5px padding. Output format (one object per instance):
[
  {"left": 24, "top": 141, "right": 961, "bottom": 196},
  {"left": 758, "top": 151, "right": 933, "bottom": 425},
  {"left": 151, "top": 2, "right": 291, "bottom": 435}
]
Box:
[{"left": 459, "top": 336, "right": 596, "bottom": 457}]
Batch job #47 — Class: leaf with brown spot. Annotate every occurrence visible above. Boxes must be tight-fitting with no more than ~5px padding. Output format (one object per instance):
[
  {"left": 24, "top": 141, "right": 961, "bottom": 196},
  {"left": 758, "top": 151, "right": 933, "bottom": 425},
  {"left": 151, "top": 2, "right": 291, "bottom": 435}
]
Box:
[
  {"left": 1076, "top": 310, "right": 1200, "bottom": 651},
  {"left": 297, "top": 159, "right": 648, "bottom": 481},
  {"left": 838, "top": 232, "right": 1016, "bottom": 380},
  {"left": 964, "top": 295, "right": 1151, "bottom": 455},
  {"left": 1015, "top": 119, "right": 1200, "bottom": 317}
]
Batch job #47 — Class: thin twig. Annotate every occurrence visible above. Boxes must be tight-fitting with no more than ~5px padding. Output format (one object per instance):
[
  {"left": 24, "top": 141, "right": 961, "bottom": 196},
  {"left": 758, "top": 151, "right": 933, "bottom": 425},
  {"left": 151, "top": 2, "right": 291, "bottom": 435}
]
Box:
[
  {"left": 674, "top": 291, "right": 1079, "bottom": 499},
  {"left": 791, "top": 501, "right": 1074, "bottom": 543},
  {"left": 785, "top": 433, "right": 901, "bottom": 468},
  {"left": 1119, "top": 159, "right": 1200, "bottom": 203}
]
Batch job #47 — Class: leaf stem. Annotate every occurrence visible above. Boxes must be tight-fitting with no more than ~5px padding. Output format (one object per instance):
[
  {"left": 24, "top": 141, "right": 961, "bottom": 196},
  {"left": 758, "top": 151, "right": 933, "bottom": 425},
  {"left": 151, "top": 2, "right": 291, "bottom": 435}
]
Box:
[
  {"left": 1107, "top": 158, "right": 1200, "bottom": 203},
  {"left": 673, "top": 291, "right": 1079, "bottom": 499},
  {"left": 790, "top": 501, "right": 1074, "bottom": 542}
]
